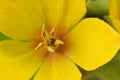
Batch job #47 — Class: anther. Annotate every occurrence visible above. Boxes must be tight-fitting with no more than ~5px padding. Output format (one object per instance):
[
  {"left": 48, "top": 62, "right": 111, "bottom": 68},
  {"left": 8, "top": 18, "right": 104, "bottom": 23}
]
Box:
[
  {"left": 55, "top": 39, "right": 64, "bottom": 45},
  {"left": 46, "top": 46, "right": 55, "bottom": 53}
]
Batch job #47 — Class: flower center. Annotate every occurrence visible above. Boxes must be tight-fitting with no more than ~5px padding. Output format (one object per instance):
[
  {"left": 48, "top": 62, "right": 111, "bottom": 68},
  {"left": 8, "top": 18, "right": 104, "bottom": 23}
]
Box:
[{"left": 35, "top": 24, "right": 64, "bottom": 53}]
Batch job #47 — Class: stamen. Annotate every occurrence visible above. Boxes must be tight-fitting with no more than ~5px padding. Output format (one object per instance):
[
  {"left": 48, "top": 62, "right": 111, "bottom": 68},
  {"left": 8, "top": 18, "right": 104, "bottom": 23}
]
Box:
[
  {"left": 44, "top": 31, "right": 50, "bottom": 41},
  {"left": 50, "top": 27, "right": 56, "bottom": 35},
  {"left": 41, "top": 24, "right": 45, "bottom": 37},
  {"left": 55, "top": 39, "right": 64, "bottom": 45},
  {"left": 36, "top": 24, "right": 64, "bottom": 53},
  {"left": 41, "top": 24, "right": 51, "bottom": 42},
  {"left": 35, "top": 42, "right": 43, "bottom": 50},
  {"left": 46, "top": 46, "right": 55, "bottom": 53}
]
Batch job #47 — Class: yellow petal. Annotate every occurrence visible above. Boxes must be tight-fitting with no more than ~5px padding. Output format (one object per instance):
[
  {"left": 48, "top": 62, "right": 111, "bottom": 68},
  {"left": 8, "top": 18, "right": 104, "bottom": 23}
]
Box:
[
  {"left": 0, "top": 0, "right": 43, "bottom": 40},
  {"left": 34, "top": 54, "right": 81, "bottom": 80},
  {"left": 37, "top": 0, "right": 64, "bottom": 26},
  {"left": 109, "top": 0, "right": 120, "bottom": 19},
  {"left": 0, "top": 51, "right": 44, "bottom": 80},
  {"left": 0, "top": 40, "right": 32, "bottom": 62},
  {"left": 37, "top": 0, "right": 86, "bottom": 30},
  {"left": 67, "top": 18, "right": 120, "bottom": 70},
  {"left": 109, "top": 17, "right": 120, "bottom": 32},
  {"left": 0, "top": 0, "right": 86, "bottom": 40},
  {"left": 109, "top": 0, "right": 120, "bottom": 32},
  {"left": 59, "top": 0, "right": 86, "bottom": 29}
]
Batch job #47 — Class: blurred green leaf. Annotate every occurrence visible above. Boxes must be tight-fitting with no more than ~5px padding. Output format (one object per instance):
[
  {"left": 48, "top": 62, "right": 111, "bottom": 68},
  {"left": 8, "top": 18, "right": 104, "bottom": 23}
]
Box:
[
  {"left": 0, "top": 32, "right": 12, "bottom": 41},
  {"left": 86, "top": 0, "right": 108, "bottom": 18},
  {"left": 104, "top": 16, "right": 113, "bottom": 26}
]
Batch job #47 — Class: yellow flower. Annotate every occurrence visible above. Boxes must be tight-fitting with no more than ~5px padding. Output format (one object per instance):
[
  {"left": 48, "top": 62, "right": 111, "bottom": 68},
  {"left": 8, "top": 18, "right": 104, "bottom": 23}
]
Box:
[
  {"left": 109, "top": 0, "right": 120, "bottom": 32},
  {"left": 0, "top": 0, "right": 120, "bottom": 80}
]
